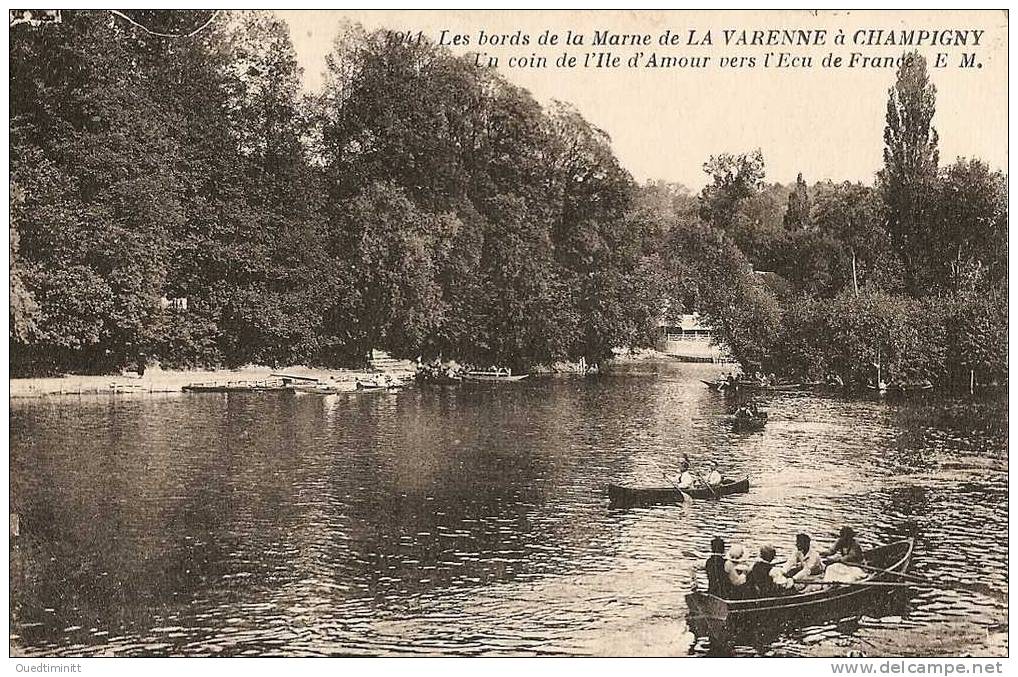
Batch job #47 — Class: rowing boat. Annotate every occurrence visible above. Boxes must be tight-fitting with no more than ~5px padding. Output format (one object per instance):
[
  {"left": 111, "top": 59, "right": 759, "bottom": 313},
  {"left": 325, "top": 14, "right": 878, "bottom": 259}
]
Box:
[
  {"left": 462, "top": 372, "right": 529, "bottom": 382},
  {"left": 607, "top": 477, "right": 750, "bottom": 507},
  {"left": 286, "top": 384, "right": 348, "bottom": 395},
  {"left": 893, "top": 380, "right": 934, "bottom": 393},
  {"left": 182, "top": 379, "right": 286, "bottom": 393},
  {"left": 355, "top": 380, "right": 404, "bottom": 392},
  {"left": 732, "top": 413, "right": 767, "bottom": 432},
  {"left": 743, "top": 382, "right": 803, "bottom": 392},
  {"left": 417, "top": 373, "right": 463, "bottom": 385},
  {"left": 686, "top": 538, "right": 915, "bottom": 649}
]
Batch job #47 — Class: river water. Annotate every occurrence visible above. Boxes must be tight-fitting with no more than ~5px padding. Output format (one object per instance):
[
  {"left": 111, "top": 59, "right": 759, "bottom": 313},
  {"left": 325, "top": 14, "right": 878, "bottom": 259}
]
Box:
[{"left": 9, "top": 361, "right": 1008, "bottom": 657}]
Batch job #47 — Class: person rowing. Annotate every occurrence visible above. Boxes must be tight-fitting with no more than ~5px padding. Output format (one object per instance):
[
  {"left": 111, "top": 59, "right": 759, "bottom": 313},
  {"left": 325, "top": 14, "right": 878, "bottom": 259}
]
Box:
[
  {"left": 674, "top": 459, "right": 696, "bottom": 490},
  {"left": 821, "top": 526, "right": 867, "bottom": 583}
]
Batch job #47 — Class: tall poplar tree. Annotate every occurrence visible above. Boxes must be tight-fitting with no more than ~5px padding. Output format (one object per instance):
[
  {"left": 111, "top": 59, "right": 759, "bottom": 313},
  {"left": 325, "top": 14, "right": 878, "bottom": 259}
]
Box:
[
  {"left": 880, "top": 51, "right": 939, "bottom": 296},
  {"left": 783, "top": 173, "right": 810, "bottom": 230}
]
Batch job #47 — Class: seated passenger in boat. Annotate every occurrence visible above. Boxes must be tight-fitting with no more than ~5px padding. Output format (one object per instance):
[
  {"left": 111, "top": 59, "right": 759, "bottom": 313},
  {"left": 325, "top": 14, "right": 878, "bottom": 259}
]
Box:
[
  {"left": 705, "top": 461, "right": 723, "bottom": 487},
  {"left": 746, "top": 545, "right": 794, "bottom": 597},
  {"left": 724, "top": 544, "right": 749, "bottom": 592},
  {"left": 782, "top": 533, "right": 825, "bottom": 581},
  {"left": 821, "top": 526, "right": 867, "bottom": 583},
  {"left": 705, "top": 536, "right": 733, "bottom": 598}
]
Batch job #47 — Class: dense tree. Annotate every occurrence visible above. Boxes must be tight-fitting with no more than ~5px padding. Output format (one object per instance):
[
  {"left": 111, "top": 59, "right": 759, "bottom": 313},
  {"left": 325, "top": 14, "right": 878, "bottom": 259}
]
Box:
[
  {"left": 9, "top": 185, "right": 40, "bottom": 344},
  {"left": 631, "top": 181, "right": 699, "bottom": 233},
  {"left": 810, "top": 181, "right": 900, "bottom": 294},
  {"left": 944, "top": 283, "right": 1008, "bottom": 386},
  {"left": 726, "top": 183, "right": 789, "bottom": 268},
  {"left": 772, "top": 292, "right": 947, "bottom": 384},
  {"left": 315, "top": 29, "right": 661, "bottom": 369},
  {"left": 698, "top": 149, "right": 765, "bottom": 231},
  {"left": 661, "top": 222, "right": 780, "bottom": 369},
  {"left": 11, "top": 11, "right": 186, "bottom": 371},
  {"left": 931, "top": 159, "right": 1008, "bottom": 292},
  {"left": 10, "top": 10, "right": 334, "bottom": 372}
]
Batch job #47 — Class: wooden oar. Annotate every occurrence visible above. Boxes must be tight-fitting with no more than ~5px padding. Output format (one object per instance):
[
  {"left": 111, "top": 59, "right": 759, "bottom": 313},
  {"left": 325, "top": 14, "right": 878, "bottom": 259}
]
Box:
[
  {"left": 691, "top": 469, "right": 720, "bottom": 499},
  {"left": 660, "top": 470, "right": 694, "bottom": 503},
  {"left": 805, "top": 580, "right": 917, "bottom": 589},
  {"left": 852, "top": 562, "right": 1007, "bottom": 602}
]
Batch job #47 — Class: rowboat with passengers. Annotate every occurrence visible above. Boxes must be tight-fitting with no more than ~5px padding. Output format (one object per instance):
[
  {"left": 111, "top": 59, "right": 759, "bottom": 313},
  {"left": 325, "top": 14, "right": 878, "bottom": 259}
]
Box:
[
  {"left": 685, "top": 538, "right": 916, "bottom": 649},
  {"left": 607, "top": 477, "right": 750, "bottom": 507}
]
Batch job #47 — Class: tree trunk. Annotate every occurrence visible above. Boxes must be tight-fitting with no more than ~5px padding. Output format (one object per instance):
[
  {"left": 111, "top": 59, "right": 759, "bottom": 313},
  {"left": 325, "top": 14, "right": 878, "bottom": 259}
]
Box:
[{"left": 852, "top": 249, "right": 859, "bottom": 297}]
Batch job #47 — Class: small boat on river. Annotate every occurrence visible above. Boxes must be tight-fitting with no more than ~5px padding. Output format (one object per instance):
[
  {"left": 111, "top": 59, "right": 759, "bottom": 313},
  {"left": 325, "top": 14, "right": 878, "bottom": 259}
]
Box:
[
  {"left": 417, "top": 372, "right": 463, "bottom": 385},
  {"left": 686, "top": 538, "right": 915, "bottom": 649},
  {"left": 462, "top": 371, "right": 529, "bottom": 383},
  {"left": 701, "top": 379, "right": 732, "bottom": 393},
  {"left": 892, "top": 380, "right": 934, "bottom": 393},
  {"left": 286, "top": 383, "right": 347, "bottom": 395},
  {"left": 732, "top": 411, "right": 767, "bottom": 432},
  {"left": 743, "top": 382, "right": 803, "bottom": 392},
  {"left": 182, "top": 379, "right": 286, "bottom": 393},
  {"left": 608, "top": 477, "right": 750, "bottom": 507},
  {"left": 355, "top": 380, "right": 404, "bottom": 392}
]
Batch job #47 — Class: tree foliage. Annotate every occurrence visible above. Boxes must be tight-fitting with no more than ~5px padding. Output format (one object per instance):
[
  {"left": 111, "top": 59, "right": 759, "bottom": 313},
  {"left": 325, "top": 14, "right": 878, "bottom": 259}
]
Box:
[{"left": 9, "top": 17, "right": 1007, "bottom": 387}]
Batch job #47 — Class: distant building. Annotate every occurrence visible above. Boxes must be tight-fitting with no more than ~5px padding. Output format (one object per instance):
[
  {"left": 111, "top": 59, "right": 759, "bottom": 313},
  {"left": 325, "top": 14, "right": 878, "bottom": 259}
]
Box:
[{"left": 657, "top": 313, "right": 732, "bottom": 363}]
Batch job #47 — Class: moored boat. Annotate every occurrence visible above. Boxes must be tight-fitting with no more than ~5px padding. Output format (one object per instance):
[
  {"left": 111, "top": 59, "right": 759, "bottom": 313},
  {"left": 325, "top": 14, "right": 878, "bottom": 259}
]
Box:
[
  {"left": 286, "top": 383, "right": 348, "bottom": 395},
  {"left": 607, "top": 477, "right": 750, "bottom": 507},
  {"left": 462, "top": 371, "right": 529, "bottom": 382},
  {"left": 685, "top": 538, "right": 915, "bottom": 649},
  {"left": 182, "top": 379, "right": 286, "bottom": 393},
  {"left": 743, "top": 382, "right": 802, "bottom": 392},
  {"left": 417, "top": 372, "right": 463, "bottom": 385},
  {"left": 892, "top": 380, "right": 934, "bottom": 393},
  {"left": 355, "top": 380, "right": 404, "bottom": 392}
]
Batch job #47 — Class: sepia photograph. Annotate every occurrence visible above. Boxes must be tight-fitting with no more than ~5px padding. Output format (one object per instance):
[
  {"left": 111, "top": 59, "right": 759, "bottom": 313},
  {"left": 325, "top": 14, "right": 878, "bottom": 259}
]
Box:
[{"left": 7, "top": 7, "right": 1009, "bottom": 664}]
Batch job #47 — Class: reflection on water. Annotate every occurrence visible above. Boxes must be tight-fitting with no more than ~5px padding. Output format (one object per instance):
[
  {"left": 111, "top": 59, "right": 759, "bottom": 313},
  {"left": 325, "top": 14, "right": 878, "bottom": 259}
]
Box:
[{"left": 9, "top": 362, "right": 1008, "bottom": 656}]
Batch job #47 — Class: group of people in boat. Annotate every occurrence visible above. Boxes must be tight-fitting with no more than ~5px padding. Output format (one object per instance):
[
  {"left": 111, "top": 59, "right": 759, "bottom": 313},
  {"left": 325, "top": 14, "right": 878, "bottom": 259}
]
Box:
[
  {"left": 712, "top": 370, "right": 780, "bottom": 391},
  {"left": 734, "top": 401, "right": 764, "bottom": 421},
  {"left": 416, "top": 358, "right": 517, "bottom": 383},
  {"left": 416, "top": 358, "right": 466, "bottom": 382},
  {"left": 704, "top": 526, "right": 867, "bottom": 599}
]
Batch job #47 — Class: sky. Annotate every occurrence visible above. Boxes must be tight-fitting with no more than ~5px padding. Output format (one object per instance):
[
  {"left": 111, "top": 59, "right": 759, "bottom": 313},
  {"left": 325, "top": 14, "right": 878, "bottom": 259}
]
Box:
[{"left": 274, "top": 9, "right": 1008, "bottom": 190}]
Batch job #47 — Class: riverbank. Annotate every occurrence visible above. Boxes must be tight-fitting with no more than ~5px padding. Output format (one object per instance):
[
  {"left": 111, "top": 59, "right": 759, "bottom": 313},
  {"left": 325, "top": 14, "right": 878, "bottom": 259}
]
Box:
[{"left": 8, "top": 364, "right": 412, "bottom": 399}]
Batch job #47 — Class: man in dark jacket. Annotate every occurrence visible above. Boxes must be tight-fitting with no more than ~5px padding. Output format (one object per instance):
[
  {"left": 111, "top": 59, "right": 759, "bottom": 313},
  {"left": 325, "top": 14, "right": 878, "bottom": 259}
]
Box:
[
  {"left": 705, "top": 536, "right": 731, "bottom": 598},
  {"left": 746, "top": 545, "right": 793, "bottom": 597}
]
